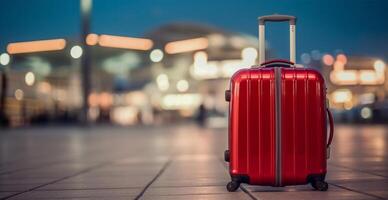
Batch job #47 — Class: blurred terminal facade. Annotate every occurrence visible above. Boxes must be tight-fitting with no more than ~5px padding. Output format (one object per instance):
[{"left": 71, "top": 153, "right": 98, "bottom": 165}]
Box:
[{"left": 0, "top": 23, "right": 387, "bottom": 127}]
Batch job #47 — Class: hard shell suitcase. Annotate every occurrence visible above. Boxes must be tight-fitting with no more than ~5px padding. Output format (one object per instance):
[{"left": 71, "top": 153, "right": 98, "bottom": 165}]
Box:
[{"left": 224, "top": 14, "right": 334, "bottom": 192}]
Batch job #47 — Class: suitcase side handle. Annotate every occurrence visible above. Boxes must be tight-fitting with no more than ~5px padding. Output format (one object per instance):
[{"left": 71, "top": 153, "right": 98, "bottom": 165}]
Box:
[
  {"left": 327, "top": 108, "right": 334, "bottom": 148},
  {"left": 258, "top": 14, "right": 297, "bottom": 65}
]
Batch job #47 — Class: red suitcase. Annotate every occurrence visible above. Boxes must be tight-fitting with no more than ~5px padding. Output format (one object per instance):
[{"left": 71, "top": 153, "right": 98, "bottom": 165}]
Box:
[{"left": 224, "top": 15, "right": 334, "bottom": 192}]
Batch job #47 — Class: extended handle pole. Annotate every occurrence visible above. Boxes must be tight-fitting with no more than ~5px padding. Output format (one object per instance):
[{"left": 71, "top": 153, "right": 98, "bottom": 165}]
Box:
[
  {"left": 290, "top": 24, "right": 296, "bottom": 63},
  {"left": 258, "top": 14, "right": 297, "bottom": 65},
  {"left": 259, "top": 25, "right": 265, "bottom": 64}
]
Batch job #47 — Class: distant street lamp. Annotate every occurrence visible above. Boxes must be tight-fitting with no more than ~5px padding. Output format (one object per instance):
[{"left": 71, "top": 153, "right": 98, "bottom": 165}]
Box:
[
  {"left": 0, "top": 53, "right": 10, "bottom": 126},
  {"left": 80, "top": 0, "right": 92, "bottom": 124}
]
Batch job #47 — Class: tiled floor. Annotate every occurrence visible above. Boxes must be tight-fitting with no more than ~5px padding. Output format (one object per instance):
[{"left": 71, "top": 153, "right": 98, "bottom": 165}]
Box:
[{"left": 0, "top": 124, "right": 387, "bottom": 199}]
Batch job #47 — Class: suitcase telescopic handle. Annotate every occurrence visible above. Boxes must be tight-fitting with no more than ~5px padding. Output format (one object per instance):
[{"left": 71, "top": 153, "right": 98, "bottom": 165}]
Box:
[
  {"left": 258, "top": 14, "right": 297, "bottom": 65},
  {"left": 327, "top": 108, "right": 334, "bottom": 148}
]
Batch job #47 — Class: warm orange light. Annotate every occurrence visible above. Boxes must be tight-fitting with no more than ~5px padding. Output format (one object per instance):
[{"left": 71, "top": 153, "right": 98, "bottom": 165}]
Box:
[
  {"left": 86, "top": 33, "right": 99, "bottom": 45},
  {"left": 322, "top": 54, "right": 334, "bottom": 66},
  {"left": 37, "top": 81, "right": 52, "bottom": 94},
  {"left": 374, "top": 60, "right": 386, "bottom": 72},
  {"left": 330, "top": 70, "right": 358, "bottom": 85},
  {"left": 165, "top": 37, "right": 209, "bottom": 54},
  {"left": 336, "top": 54, "right": 347, "bottom": 65},
  {"left": 88, "top": 93, "right": 99, "bottom": 107},
  {"left": 7, "top": 39, "right": 66, "bottom": 54},
  {"left": 331, "top": 89, "right": 352, "bottom": 103},
  {"left": 333, "top": 60, "right": 345, "bottom": 71},
  {"left": 161, "top": 93, "right": 202, "bottom": 110},
  {"left": 359, "top": 70, "right": 383, "bottom": 85},
  {"left": 99, "top": 92, "right": 113, "bottom": 108},
  {"left": 88, "top": 92, "right": 114, "bottom": 108},
  {"left": 98, "top": 34, "right": 153, "bottom": 50}
]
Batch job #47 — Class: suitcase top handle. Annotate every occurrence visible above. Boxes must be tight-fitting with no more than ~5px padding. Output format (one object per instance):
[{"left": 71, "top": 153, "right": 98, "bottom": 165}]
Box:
[
  {"left": 260, "top": 59, "right": 294, "bottom": 68},
  {"left": 258, "top": 14, "right": 297, "bottom": 65},
  {"left": 258, "top": 15, "right": 296, "bottom": 25}
]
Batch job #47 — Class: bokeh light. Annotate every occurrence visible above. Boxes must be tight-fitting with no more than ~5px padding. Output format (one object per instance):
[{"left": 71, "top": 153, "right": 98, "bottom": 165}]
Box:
[
  {"left": 311, "top": 50, "right": 321, "bottom": 60},
  {"left": 336, "top": 54, "right": 347, "bottom": 65},
  {"left": 149, "top": 49, "right": 164, "bottom": 62},
  {"left": 361, "top": 107, "right": 372, "bottom": 119},
  {"left": 86, "top": 33, "right": 99, "bottom": 45},
  {"left": 322, "top": 54, "right": 334, "bottom": 66},
  {"left": 25, "top": 72, "right": 35, "bottom": 86},
  {"left": 156, "top": 74, "right": 169, "bottom": 91},
  {"left": 70, "top": 45, "right": 83, "bottom": 59},
  {"left": 241, "top": 47, "right": 258, "bottom": 61},
  {"left": 301, "top": 53, "right": 311, "bottom": 64},
  {"left": 374, "top": 60, "right": 386, "bottom": 72},
  {"left": 14, "top": 89, "right": 24, "bottom": 100},
  {"left": 0, "top": 53, "right": 10, "bottom": 65},
  {"left": 176, "top": 79, "right": 189, "bottom": 92}
]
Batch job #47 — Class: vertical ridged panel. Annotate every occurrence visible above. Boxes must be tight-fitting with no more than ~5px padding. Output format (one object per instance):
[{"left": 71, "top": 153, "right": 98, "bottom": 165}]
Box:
[
  {"left": 248, "top": 70, "right": 259, "bottom": 181},
  {"left": 281, "top": 68, "right": 327, "bottom": 185},
  {"left": 307, "top": 71, "right": 327, "bottom": 175},
  {"left": 230, "top": 70, "right": 249, "bottom": 174},
  {"left": 280, "top": 68, "right": 297, "bottom": 184},
  {"left": 229, "top": 68, "right": 276, "bottom": 185},
  {"left": 248, "top": 68, "right": 276, "bottom": 185}
]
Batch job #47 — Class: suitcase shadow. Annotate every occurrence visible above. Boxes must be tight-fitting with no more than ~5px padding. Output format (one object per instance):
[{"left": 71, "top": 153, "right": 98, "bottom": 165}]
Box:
[{"left": 246, "top": 185, "right": 313, "bottom": 193}]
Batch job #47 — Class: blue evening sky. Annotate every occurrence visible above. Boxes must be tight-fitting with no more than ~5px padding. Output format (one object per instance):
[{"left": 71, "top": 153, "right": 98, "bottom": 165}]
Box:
[{"left": 0, "top": 0, "right": 387, "bottom": 60}]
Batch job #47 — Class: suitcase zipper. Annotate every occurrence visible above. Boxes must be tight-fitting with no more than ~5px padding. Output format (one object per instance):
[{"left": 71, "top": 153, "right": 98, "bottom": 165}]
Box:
[{"left": 274, "top": 67, "right": 282, "bottom": 186}]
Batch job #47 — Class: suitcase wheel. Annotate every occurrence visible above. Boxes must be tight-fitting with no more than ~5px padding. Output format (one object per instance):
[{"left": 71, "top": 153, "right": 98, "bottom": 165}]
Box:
[
  {"left": 224, "top": 150, "right": 230, "bottom": 162},
  {"left": 226, "top": 181, "right": 240, "bottom": 192},
  {"left": 311, "top": 180, "right": 328, "bottom": 191}
]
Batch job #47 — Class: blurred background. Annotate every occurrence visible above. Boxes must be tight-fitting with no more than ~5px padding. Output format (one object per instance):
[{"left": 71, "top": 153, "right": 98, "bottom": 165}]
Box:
[{"left": 0, "top": 0, "right": 387, "bottom": 128}]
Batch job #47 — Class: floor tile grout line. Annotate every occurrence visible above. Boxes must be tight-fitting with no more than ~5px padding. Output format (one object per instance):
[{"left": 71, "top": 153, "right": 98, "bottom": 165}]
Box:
[
  {"left": 328, "top": 182, "right": 386, "bottom": 200},
  {"left": 0, "top": 160, "right": 115, "bottom": 200},
  {"left": 218, "top": 157, "right": 259, "bottom": 200},
  {"left": 35, "top": 184, "right": 227, "bottom": 191},
  {"left": 144, "top": 184, "right": 226, "bottom": 188},
  {"left": 239, "top": 184, "right": 259, "bottom": 200},
  {"left": 0, "top": 159, "right": 74, "bottom": 176},
  {"left": 328, "top": 163, "right": 388, "bottom": 178},
  {"left": 0, "top": 151, "right": 76, "bottom": 170},
  {"left": 133, "top": 159, "right": 172, "bottom": 200},
  {"left": 220, "top": 156, "right": 388, "bottom": 200},
  {"left": 36, "top": 186, "right": 144, "bottom": 191}
]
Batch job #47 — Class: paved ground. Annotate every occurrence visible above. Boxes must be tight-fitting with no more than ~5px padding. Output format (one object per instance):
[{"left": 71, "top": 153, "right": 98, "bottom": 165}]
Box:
[{"left": 0, "top": 123, "right": 387, "bottom": 200}]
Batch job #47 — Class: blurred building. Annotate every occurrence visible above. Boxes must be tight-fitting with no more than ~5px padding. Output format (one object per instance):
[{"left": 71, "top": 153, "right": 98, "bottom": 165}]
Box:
[
  {"left": 139, "top": 23, "right": 263, "bottom": 126},
  {"left": 1, "top": 23, "right": 265, "bottom": 127},
  {"left": 320, "top": 54, "right": 388, "bottom": 122}
]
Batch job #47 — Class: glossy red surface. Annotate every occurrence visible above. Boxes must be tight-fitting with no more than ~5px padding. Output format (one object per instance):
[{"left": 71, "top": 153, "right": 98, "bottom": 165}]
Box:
[
  {"left": 229, "top": 68, "right": 276, "bottom": 185},
  {"left": 280, "top": 68, "right": 327, "bottom": 185},
  {"left": 228, "top": 67, "right": 327, "bottom": 186}
]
